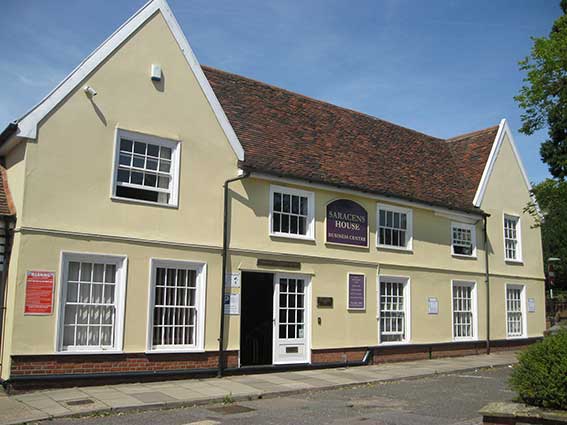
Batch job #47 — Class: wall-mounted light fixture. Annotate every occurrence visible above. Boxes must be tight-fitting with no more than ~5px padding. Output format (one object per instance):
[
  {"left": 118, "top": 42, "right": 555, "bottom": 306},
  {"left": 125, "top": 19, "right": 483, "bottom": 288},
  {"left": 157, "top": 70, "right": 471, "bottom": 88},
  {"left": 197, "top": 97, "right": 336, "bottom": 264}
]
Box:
[
  {"left": 151, "top": 64, "right": 162, "bottom": 81},
  {"left": 83, "top": 85, "right": 97, "bottom": 98}
]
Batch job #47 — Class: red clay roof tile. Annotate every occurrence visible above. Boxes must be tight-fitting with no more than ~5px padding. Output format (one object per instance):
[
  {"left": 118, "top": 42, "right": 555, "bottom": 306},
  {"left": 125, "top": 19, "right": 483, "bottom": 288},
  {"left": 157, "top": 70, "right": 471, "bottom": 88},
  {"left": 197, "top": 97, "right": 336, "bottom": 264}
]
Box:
[{"left": 203, "top": 65, "right": 497, "bottom": 214}]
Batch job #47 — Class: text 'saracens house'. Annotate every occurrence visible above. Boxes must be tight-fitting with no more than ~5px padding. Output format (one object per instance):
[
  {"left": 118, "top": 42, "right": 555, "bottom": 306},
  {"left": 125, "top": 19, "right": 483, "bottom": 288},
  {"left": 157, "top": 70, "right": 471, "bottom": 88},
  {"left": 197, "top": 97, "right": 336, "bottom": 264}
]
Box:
[{"left": 0, "top": 0, "right": 545, "bottom": 387}]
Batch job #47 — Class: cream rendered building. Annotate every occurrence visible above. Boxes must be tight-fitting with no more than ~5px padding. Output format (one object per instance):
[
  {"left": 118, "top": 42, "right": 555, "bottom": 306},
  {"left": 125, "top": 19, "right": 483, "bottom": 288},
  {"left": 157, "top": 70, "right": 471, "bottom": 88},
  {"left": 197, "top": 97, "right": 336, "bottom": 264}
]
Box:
[{"left": 0, "top": 0, "right": 545, "bottom": 388}]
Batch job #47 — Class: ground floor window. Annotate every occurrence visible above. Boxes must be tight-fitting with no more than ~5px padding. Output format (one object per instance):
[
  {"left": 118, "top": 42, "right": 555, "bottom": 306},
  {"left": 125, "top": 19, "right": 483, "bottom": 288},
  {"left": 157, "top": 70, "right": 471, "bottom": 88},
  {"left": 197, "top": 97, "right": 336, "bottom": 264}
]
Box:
[
  {"left": 378, "top": 276, "right": 409, "bottom": 343},
  {"left": 148, "top": 259, "right": 206, "bottom": 351},
  {"left": 506, "top": 284, "right": 525, "bottom": 338},
  {"left": 452, "top": 281, "right": 477, "bottom": 340},
  {"left": 59, "top": 253, "right": 127, "bottom": 352}
]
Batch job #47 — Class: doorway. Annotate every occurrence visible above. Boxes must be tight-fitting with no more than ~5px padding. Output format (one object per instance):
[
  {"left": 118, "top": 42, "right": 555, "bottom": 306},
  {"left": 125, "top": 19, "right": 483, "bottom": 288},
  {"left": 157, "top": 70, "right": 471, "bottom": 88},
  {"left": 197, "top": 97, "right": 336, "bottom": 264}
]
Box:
[{"left": 240, "top": 272, "right": 274, "bottom": 366}]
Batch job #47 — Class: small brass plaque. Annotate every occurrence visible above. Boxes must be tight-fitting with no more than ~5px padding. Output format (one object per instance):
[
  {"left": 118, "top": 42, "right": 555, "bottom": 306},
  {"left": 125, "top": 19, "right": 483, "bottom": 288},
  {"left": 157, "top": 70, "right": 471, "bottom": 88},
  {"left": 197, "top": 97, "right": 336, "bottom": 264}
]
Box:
[{"left": 317, "top": 297, "right": 333, "bottom": 308}]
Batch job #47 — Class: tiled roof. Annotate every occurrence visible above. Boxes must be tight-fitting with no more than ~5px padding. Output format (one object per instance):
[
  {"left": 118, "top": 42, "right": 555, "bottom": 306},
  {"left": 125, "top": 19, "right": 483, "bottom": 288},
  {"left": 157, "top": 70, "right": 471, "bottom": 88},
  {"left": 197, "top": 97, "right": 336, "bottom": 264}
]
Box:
[
  {"left": 0, "top": 165, "right": 15, "bottom": 216},
  {"left": 203, "top": 66, "right": 497, "bottom": 214}
]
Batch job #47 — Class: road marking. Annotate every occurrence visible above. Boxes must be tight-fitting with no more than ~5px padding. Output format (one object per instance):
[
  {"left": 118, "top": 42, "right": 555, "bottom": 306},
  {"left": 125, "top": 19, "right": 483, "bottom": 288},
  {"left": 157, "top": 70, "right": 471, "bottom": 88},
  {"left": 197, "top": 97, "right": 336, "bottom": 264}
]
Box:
[
  {"left": 455, "top": 374, "right": 494, "bottom": 379},
  {"left": 184, "top": 421, "right": 221, "bottom": 425}
]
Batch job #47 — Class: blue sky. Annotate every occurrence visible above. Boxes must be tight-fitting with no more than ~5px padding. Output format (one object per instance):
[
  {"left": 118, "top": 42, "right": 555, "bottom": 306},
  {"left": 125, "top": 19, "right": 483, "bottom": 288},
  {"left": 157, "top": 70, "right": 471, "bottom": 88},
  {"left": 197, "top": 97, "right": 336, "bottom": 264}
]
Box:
[{"left": 0, "top": 0, "right": 561, "bottom": 183}]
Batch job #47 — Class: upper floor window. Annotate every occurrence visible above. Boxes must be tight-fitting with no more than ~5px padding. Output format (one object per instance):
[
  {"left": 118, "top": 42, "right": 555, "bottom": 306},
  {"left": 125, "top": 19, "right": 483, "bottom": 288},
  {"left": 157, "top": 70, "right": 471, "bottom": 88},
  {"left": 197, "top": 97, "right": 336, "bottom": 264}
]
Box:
[
  {"left": 270, "top": 185, "right": 315, "bottom": 239},
  {"left": 113, "top": 129, "right": 180, "bottom": 207},
  {"left": 451, "top": 222, "right": 476, "bottom": 257},
  {"left": 377, "top": 204, "right": 413, "bottom": 250},
  {"left": 58, "top": 252, "right": 127, "bottom": 353},
  {"left": 504, "top": 214, "right": 522, "bottom": 262}
]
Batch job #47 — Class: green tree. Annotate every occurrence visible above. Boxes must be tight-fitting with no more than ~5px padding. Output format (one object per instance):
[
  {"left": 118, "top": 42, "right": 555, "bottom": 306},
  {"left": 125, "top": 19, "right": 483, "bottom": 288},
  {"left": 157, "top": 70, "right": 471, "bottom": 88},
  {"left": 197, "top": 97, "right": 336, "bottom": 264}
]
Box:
[
  {"left": 525, "top": 179, "right": 567, "bottom": 290},
  {"left": 515, "top": 1, "right": 567, "bottom": 179}
]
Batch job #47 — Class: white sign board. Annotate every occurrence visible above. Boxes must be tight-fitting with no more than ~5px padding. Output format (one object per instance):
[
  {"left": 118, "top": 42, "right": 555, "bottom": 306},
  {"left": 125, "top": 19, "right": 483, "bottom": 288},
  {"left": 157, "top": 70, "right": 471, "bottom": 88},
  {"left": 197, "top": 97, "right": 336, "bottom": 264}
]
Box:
[
  {"left": 528, "top": 298, "right": 536, "bottom": 313},
  {"left": 224, "top": 272, "right": 241, "bottom": 315},
  {"left": 428, "top": 297, "right": 439, "bottom": 315}
]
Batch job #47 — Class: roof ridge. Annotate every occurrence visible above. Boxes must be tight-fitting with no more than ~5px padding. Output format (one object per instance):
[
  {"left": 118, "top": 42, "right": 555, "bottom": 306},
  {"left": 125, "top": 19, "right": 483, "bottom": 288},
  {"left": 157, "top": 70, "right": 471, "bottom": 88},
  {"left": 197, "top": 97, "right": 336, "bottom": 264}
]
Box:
[
  {"left": 445, "top": 125, "right": 499, "bottom": 143},
  {"left": 202, "top": 65, "right": 443, "bottom": 142}
]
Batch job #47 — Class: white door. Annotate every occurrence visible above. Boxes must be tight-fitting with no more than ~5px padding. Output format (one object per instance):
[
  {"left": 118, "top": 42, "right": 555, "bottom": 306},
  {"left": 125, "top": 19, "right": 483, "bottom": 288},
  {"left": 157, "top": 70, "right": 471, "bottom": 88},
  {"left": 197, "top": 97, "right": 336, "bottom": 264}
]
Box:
[{"left": 273, "top": 274, "right": 310, "bottom": 364}]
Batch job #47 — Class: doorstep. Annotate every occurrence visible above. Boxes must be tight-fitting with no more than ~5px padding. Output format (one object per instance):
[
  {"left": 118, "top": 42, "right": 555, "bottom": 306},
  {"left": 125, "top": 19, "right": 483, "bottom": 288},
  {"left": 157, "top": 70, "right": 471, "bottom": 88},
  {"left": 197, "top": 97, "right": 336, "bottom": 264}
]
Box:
[{"left": 1, "top": 351, "right": 518, "bottom": 425}]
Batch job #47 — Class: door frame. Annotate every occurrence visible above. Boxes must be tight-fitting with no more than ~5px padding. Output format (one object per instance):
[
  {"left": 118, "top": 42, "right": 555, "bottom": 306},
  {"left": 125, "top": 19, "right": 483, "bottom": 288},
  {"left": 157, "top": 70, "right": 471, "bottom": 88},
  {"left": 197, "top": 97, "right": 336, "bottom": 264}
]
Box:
[{"left": 272, "top": 272, "right": 312, "bottom": 365}]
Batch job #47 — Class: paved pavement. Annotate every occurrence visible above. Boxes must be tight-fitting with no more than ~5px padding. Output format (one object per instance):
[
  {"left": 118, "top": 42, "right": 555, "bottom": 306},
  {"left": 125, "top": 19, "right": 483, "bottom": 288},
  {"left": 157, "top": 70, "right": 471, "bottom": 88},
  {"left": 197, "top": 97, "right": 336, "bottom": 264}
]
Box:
[
  {"left": 0, "top": 351, "right": 518, "bottom": 425},
  {"left": 44, "top": 366, "right": 515, "bottom": 425}
]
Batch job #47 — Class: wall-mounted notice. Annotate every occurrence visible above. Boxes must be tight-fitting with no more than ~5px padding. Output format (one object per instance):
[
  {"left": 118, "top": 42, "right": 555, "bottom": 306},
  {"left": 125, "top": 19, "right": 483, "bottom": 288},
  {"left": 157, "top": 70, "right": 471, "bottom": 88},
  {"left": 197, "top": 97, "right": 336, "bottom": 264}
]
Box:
[
  {"left": 427, "top": 297, "right": 439, "bottom": 315},
  {"left": 528, "top": 298, "right": 536, "bottom": 313},
  {"left": 326, "top": 199, "right": 368, "bottom": 247},
  {"left": 24, "top": 271, "right": 55, "bottom": 315},
  {"left": 347, "top": 273, "right": 366, "bottom": 310},
  {"left": 224, "top": 272, "right": 241, "bottom": 315}
]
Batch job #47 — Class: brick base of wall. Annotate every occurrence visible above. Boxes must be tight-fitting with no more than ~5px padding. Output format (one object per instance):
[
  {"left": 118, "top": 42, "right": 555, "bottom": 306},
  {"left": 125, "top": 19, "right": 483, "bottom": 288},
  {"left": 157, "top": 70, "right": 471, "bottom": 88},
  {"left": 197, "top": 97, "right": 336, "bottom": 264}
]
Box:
[
  {"left": 311, "top": 347, "right": 367, "bottom": 364},
  {"left": 6, "top": 338, "right": 540, "bottom": 391},
  {"left": 7, "top": 351, "right": 238, "bottom": 390},
  {"left": 373, "top": 337, "right": 541, "bottom": 364}
]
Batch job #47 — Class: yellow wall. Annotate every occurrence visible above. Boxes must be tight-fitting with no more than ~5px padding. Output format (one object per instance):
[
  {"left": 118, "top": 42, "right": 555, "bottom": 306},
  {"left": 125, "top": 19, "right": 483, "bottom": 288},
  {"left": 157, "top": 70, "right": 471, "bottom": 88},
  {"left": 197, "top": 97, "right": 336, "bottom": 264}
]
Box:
[
  {"left": 20, "top": 11, "right": 240, "bottom": 244},
  {"left": 482, "top": 133, "right": 544, "bottom": 279},
  {"left": 0, "top": 8, "right": 546, "bottom": 378}
]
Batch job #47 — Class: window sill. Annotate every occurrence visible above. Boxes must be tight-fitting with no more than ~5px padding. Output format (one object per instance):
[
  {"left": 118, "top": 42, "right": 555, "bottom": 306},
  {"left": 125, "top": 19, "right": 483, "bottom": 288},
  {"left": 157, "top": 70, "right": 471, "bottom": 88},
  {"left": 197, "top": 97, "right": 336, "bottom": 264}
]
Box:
[
  {"left": 270, "top": 233, "right": 315, "bottom": 242},
  {"left": 376, "top": 245, "right": 413, "bottom": 253},
  {"left": 506, "top": 335, "right": 527, "bottom": 340},
  {"left": 377, "top": 340, "right": 410, "bottom": 346},
  {"left": 452, "top": 337, "right": 478, "bottom": 342},
  {"left": 55, "top": 350, "right": 124, "bottom": 355},
  {"left": 452, "top": 253, "right": 477, "bottom": 260},
  {"left": 111, "top": 195, "right": 178, "bottom": 209},
  {"left": 145, "top": 348, "right": 205, "bottom": 354},
  {"left": 505, "top": 259, "right": 524, "bottom": 265}
]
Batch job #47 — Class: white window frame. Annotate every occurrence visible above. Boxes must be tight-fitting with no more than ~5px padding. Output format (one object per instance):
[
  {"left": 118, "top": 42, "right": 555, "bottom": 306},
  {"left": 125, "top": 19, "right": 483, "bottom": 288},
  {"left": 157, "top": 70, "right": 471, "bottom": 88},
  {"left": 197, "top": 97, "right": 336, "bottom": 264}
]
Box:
[
  {"left": 269, "top": 185, "right": 315, "bottom": 240},
  {"left": 146, "top": 258, "right": 207, "bottom": 353},
  {"left": 451, "top": 280, "right": 478, "bottom": 341},
  {"left": 56, "top": 251, "right": 128, "bottom": 354},
  {"left": 451, "top": 222, "right": 477, "bottom": 258},
  {"left": 377, "top": 275, "right": 411, "bottom": 345},
  {"left": 503, "top": 213, "right": 522, "bottom": 263},
  {"left": 505, "top": 283, "right": 527, "bottom": 339},
  {"left": 376, "top": 204, "right": 413, "bottom": 251},
  {"left": 111, "top": 128, "right": 181, "bottom": 208}
]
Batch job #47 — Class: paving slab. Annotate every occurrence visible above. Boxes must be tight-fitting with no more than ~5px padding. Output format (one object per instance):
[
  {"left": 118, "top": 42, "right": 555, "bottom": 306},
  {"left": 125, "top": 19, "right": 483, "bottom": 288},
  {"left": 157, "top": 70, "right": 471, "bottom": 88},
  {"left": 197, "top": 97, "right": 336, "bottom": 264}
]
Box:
[{"left": 0, "top": 351, "right": 519, "bottom": 425}]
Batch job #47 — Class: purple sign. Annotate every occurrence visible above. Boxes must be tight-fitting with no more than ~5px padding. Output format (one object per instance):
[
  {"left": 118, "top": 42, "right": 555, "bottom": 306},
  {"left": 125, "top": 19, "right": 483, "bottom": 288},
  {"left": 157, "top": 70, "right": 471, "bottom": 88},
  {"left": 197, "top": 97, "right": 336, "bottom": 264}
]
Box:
[
  {"left": 326, "top": 199, "right": 368, "bottom": 247},
  {"left": 348, "top": 274, "right": 366, "bottom": 310}
]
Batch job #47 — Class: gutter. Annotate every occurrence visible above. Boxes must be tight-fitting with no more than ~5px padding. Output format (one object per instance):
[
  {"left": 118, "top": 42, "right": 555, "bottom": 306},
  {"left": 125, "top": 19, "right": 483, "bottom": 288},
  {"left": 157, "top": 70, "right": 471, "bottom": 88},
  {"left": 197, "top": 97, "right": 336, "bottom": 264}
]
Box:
[
  {"left": 243, "top": 167, "right": 488, "bottom": 219},
  {"left": 483, "top": 216, "right": 491, "bottom": 354},
  {"left": 217, "top": 171, "right": 250, "bottom": 378},
  {"left": 0, "top": 215, "right": 16, "bottom": 379}
]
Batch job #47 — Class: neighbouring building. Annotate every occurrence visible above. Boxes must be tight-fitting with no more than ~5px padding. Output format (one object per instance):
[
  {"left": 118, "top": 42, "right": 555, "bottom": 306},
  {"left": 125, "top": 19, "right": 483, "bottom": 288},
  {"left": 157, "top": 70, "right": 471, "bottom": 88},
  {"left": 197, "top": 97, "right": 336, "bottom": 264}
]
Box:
[{"left": 0, "top": 0, "right": 545, "bottom": 388}]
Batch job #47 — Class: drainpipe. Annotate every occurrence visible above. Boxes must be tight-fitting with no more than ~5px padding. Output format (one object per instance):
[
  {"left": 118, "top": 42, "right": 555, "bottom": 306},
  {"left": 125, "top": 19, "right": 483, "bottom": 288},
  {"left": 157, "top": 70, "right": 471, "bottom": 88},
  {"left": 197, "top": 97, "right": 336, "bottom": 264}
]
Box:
[
  {"left": 218, "top": 171, "right": 250, "bottom": 378},
  {"left": 0, "top": 216, "right": 15, "bottom": 378},
  {"left": 483, "top": 215, "right": 491, "bottom": 355}
]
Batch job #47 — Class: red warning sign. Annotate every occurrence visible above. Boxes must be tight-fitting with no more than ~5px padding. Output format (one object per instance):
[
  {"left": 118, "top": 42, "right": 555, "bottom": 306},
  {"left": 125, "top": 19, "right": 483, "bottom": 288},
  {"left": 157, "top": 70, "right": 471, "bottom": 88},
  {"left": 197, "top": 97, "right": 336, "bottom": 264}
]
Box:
[{"left": 24, "top": 271, "right": 55, "bottom": 315}]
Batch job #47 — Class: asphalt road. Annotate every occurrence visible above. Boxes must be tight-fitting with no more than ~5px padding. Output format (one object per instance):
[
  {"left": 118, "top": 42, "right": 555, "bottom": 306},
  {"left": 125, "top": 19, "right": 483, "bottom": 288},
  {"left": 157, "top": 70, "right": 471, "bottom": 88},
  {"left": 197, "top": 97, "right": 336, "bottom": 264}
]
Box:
[{"left": 42, "top": 366, "right": 515, "bottom": 425}]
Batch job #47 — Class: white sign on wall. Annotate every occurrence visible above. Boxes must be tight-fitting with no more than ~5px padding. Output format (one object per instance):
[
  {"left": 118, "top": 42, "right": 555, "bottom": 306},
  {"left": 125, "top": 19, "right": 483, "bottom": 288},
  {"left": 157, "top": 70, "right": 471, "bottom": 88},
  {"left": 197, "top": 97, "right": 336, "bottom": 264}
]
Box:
[
  {"left": 428, "top": 297, "right": 439, "bottom": 315},
  {"left": 224, "top": 272, "right": 241, "bottom": 315},
  {"left": 528, "top": 298, "right": 536, "bottom": 313}
]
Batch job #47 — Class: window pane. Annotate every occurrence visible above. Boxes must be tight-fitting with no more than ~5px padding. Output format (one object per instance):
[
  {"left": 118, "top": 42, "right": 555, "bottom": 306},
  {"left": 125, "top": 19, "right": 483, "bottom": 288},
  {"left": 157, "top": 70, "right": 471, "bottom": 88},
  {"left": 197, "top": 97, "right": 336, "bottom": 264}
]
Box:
[
  {"left": 134, "top": 141, "right": 146, "bottom": 154},
  {"left": 120, "top": 139, "right": 133, "bottom": 152},
  {"left": 147, "top": 144, "right": 159, "bottom": 157},
  {"left": 160, "top": 146, "right": 172, "bottom": 160}
]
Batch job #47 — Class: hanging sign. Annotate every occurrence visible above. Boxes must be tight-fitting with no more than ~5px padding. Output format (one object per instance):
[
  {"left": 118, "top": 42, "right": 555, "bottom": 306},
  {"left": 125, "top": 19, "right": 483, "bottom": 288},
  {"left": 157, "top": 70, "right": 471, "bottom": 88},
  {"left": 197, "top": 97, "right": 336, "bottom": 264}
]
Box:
[
  {"left": 326, "top": 199, "right": 368, "bottom": 247},
  {"left": 347, "top": 273, "right": 366, "bottom": 310},
  {"left": 24, "top": 271, "right": 55, "bottom": 315}
]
